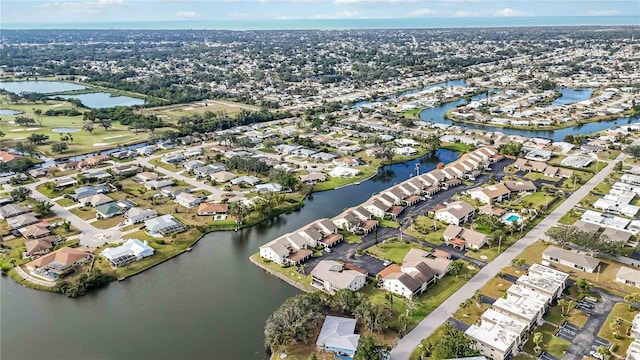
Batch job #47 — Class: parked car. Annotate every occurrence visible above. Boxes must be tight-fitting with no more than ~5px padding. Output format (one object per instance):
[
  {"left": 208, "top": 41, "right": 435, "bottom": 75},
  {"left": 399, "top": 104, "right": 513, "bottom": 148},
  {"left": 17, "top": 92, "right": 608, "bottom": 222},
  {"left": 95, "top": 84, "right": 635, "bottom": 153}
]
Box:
[
  {"left": 324, "top": 247, "right": 332, "bottom": 253},
  {"left": 383, "top": 260, "right": 392, "bottom": 266}
]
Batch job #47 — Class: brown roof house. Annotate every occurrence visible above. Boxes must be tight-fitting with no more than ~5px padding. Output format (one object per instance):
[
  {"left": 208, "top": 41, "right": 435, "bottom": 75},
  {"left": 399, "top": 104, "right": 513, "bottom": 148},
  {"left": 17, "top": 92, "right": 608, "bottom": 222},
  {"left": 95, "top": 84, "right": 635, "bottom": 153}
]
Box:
[
  {"left": 443, "top": 224, "right": 489, "bottom": 250},
  {"left": 197, "top": 203, "right": 229, "bottom": 216},
  {"left": 25, "top": 247, "right": 92, "bottom": 281}
]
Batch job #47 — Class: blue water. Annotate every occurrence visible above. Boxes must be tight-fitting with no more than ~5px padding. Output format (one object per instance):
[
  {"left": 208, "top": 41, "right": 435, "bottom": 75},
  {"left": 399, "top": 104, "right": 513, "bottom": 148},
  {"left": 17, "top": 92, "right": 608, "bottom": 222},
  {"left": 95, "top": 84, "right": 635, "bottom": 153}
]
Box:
[
  {"left": 0, "top": 109, "right": 22, "bottom": 115},
  {"left": 0, "top": 81, "right": 86, "bottom": 94},
  {"left": 551, "top": 88, "right": 594, "bottom": 106},
  {"left": 4, "top": 16, "right": 638, "bottom": 30},
  {"left": 58, "top": 92, "right": 145, "bottom": 109},
  {"left": 506, "top": 215, "right": 520, "bottom": 222}
]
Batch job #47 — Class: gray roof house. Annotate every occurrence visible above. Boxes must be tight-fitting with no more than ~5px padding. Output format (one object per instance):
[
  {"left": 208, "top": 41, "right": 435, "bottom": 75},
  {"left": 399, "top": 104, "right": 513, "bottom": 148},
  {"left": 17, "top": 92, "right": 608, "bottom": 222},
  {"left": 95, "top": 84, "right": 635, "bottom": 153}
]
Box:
[
  {"left": 144, "top": 215, "right": 186, "bottom": 236},
  {"left": 0, "top": 203, "right": 31, "bottom": 219},
  {"left": 541, "top": 246, "right": 600, "bottom": 273},
  {"left": 125, "top": 207, "right": 158, "bottom": 224}
]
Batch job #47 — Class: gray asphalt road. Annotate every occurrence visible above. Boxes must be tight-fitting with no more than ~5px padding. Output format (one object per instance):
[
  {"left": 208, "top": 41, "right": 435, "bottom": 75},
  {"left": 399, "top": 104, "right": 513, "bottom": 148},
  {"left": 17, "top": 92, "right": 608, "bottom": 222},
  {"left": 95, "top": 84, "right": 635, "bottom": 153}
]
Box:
[{"left": 389, "top": 154, "right": 624, "bottom": 360}]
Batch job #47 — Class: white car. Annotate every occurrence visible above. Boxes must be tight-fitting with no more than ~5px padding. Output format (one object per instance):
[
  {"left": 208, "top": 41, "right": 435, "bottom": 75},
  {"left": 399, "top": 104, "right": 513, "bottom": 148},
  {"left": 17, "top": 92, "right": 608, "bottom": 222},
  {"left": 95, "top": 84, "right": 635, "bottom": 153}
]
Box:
[
  {"left": 383, "top": 260, "right": 392, "bottom": 266},
  {"left": 324, "top": 247, "right": 332, "bottom": 253},
  {"left": 590, "top": 351, "right": 603, "bottom": 360}
]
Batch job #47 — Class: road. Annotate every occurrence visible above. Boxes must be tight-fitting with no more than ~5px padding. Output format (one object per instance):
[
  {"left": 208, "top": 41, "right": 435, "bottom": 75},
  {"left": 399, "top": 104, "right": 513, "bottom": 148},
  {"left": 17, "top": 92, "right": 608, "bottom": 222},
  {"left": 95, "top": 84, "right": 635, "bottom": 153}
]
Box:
[{"left": 389, "top": 154, "right": 625, "bottom": 360}]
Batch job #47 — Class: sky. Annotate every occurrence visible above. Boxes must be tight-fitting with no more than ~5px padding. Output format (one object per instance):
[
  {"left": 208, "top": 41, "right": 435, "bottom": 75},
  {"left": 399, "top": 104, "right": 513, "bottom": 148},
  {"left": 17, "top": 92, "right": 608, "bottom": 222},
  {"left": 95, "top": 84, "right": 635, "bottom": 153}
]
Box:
[{"left": 1, "top": 0, "right": 638, "bottom": 24}]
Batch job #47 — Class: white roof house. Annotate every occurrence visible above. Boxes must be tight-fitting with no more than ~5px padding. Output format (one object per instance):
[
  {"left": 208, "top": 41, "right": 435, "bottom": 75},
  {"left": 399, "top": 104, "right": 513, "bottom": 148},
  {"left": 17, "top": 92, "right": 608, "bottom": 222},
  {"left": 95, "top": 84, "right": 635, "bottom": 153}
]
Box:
[
  {"left": 315, "top": 316, "right": 360, "bottom": 357},
  {"left": 101, "top": 239, "right": 154, "bottom": 268},
  {"left": 310, "top": 260, "right": 367, "bottom": 293},
  {"left": 465, "top": 317, "right": 520, "bottom": 360},
  {"left": 516, "top": 264, "right": 568, "bottom": 300},
  {"left": 144, "top": 214, "right": 186, "bottom": 236},
  {"left": 329, "top": 166, "right": 361, "bottom": 178},
  {"left": 616, "top": 266, "right": 640, "bottom": 288}
]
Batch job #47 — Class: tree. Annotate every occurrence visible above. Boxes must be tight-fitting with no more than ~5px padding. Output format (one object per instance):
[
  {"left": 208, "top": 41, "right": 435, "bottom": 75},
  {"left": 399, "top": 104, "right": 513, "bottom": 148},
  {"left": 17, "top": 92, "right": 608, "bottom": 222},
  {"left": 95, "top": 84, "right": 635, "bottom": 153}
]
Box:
[
  {"left": 499, "top": 142, "right": 522, "bottom": 156},
  {"left": 83, "top": 121, "right": 95, "bottom": 134},
  {"left": 27, "top": 133, "right": 49, "bottom": 144},
  {"left": 625, "top": 145, "right": 640, "bottom": 160},
  {"left": 596, "top": 345, "right": 611, "bottom": 360},
  {"left": 33, "top": 200, "right": 54, "bottom": 216},
  {"left": 610, "top": 318, "right": 624, "bottom": 339},
  {"left": 449, "top": 260, "right": 464, "bottom": 278},
  {"left": 624, "top": 293, "right": 640, "bottom": 311},
  {"left": 533, "top": 332, "right": 543, "bottom": 352},
  {"left": 424, "top": 134, "right": 441, "bottom": 154},
  {"left": 473, "top": 289, "right": 482, "bottom": 308},
  {"left": 511, "top": 258, "right": 526, "bottom": 268},
  {"left": 264, "top": 293, "right": 324, "bottom": 353},
  {"left": 100, "top": 119, "right": 112, "bottom": 131},
  {"left": 11, "top": 187, "right": 32, "bottom": 202},
  {"left": 52, "top": 142, "right": 69, "bottom": 153},
  {"left": 307, "top": 353, "right": 318, "bottom": 360},
  {"left": 429, "top": 322, "right": 480, "bottom": 359},
  {"left": 575, "top": 278, "right": 591, "bottom": 294},
  {"left": 546, "top": 226, "right": 578, "bottom": 248},
  {"left": 14, "top": 116, "right": 36, "bottom": 126},
  {"left": 332, "top": 289, "right": 363, "bottom": 314},
  {"left": 353, "top": 335, "right": 390, "bottom": 360}
]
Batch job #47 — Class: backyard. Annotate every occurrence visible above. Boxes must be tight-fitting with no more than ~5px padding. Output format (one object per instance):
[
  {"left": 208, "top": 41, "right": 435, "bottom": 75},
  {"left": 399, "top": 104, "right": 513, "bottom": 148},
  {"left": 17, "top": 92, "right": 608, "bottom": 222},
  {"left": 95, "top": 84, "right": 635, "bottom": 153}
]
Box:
[
  {"left": 597, "top": 303, "right": 639, "bottom": 357},
  {"left": 365, "top": 240, "right": 431, "bottom": 264}
]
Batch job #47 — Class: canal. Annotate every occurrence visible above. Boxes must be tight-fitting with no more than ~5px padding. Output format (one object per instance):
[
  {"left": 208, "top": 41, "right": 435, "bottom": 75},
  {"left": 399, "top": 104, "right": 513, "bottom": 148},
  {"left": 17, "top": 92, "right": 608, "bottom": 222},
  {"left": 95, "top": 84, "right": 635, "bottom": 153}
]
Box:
[{"left": 0, "top": 151, "right": 457, "bottom": 360}]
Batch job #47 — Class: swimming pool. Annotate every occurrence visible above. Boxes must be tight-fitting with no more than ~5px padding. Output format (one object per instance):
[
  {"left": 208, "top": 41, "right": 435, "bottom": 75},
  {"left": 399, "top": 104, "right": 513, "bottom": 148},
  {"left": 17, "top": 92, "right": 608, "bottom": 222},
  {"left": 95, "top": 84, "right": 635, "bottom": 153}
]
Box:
[{"left": 502, "top": 212, "right": 523, "bottom": 224}]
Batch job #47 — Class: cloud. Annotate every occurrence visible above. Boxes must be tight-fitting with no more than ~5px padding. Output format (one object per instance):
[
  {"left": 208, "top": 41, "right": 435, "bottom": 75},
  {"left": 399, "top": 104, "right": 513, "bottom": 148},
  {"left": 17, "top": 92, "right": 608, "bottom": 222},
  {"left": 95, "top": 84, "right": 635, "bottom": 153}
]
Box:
[
  {"left": 98, "top": 0, "right": 126, "bottom": 5},
  {"left": 584, "top": 10, "right": 621, "bottom": 16},
  {"left": 494, "top": 8, "right": 530, "bottom": 17},
  {"left": 407, "top": 8, "right": 439, "bottom": 17},
  {"left": 454, "top": 7, "right": 530, "bottom": 17},
  {"left": 175, "top": 11, "right": 196, "bottom": 19}
]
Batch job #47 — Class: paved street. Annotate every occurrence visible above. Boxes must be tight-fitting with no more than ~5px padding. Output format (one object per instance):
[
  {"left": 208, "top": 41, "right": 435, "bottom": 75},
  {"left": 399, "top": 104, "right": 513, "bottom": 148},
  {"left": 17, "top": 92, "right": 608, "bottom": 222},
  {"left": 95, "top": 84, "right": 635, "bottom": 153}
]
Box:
[{"left": 389, "top": 154, "right": 625, "bottom": 360}]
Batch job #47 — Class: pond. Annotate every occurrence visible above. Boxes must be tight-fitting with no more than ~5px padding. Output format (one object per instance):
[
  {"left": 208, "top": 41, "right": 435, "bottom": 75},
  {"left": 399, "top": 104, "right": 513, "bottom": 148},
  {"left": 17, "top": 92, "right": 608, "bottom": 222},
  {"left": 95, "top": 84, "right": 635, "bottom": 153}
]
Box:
[
  {"left": 551, "top": 88, "right": 594, "bottom": 106},
  {"left": 58, "top": 92, "right": 145, "bottom": 109},
  {"left": 0, "top": 81, "right": 86, "bottom": 94},
  {"left": 51, "top": 128, "right": 81, "bottom": 133},
  {"left": 0, "top": 109, "right": 22, "bottom": 115}
]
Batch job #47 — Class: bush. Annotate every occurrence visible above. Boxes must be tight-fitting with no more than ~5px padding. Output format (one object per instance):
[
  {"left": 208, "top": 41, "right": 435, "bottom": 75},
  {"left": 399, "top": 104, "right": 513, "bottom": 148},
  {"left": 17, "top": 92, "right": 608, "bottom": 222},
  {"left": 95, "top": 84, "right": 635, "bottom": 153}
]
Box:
[
  {"left": 262, "top": 258, "right": 272, "bottom": 263},
  {"left": 155, "top": 239, "right": 165, "bottom": 245}
]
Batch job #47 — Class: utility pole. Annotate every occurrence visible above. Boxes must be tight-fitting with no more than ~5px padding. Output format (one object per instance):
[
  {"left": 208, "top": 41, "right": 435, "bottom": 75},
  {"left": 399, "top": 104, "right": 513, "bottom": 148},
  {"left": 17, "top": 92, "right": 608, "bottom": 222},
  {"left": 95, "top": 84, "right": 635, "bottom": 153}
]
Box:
[{"left": 498, "top": 235, "right": 502, "bottom": 254}]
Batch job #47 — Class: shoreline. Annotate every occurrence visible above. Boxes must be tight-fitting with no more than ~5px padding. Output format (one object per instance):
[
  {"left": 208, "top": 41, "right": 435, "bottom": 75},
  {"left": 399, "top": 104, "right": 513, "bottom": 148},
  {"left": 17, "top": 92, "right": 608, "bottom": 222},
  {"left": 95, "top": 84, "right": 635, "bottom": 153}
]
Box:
[{"left": 249, "top": 254, "right": 314, "bottom": 293}]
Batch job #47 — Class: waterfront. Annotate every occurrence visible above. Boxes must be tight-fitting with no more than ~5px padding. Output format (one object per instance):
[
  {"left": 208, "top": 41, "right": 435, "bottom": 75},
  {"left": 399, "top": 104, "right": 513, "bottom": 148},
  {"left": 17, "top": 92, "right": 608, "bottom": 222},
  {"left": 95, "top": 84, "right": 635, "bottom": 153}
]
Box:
[
  {"left": 0, "top": 81, "right": 86, "bottom": 94},
  {"left": 59, "top": 92, "right": 145, "bottom": 109},
  {"left": 0, "top": 150, "right": 456, "bottom": 360}
]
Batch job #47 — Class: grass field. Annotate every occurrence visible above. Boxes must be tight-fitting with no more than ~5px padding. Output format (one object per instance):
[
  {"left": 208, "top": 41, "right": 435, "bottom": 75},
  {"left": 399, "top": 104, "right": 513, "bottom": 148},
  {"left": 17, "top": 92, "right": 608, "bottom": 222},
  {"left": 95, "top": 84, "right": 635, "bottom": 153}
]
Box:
[
  {"left": 0, "top": 98, "right": 153, "bottom": 157},
  {"left": 142, "top": 99, "right": 259, "bottom": 120},
  {"left": 597, "top": 303, "right": 639, "bottom": 357},
  {"left": 365, "top": 241, "right": 429, "bottom": 264},
  {"left": 522, "top": 323, "right": 571, "bottom": 358}
]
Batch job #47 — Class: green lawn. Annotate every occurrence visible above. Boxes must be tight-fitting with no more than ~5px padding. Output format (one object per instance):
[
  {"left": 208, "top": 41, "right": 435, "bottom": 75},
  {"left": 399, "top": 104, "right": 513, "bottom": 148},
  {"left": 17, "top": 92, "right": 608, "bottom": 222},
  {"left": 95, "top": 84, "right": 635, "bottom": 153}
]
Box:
[
  {"left": 249, "top": 254, "right": 315, "bottom": 292},
  {"left": 544, "top": 305, "right": 589, "bottom": 327},
  {"left": 524, "top": 172, "right": 545, "bottom": 181},
  {"left": 558, "top": 211, "right": 581, "bottom": 225},
  {"left": 70, "top": 206, "right": 96, "bottom": 220},
  {"left": 597, "top": 303, "right": 639, "bottom": 357},
  {"left": 440, "top": 142, "right": 472, "bottom": 154},
  {"left": 92, "top": 215, "right": 125, "bottom": 230},
  {"left": 378, "top": 218, "right": 400, "bottom": 229},
  {"left": 452, "top": 302, "right": 490, "bottom": 325},
  {"left": 479, "top": 275, "right": 513, "bottom": 299},
  {"left": 312, "top": 166, "right": 378, "bottom": 192},
  {"left": 365, "top": 241, "right": 428, "bottom": 264},
  {"left": 55, "top": 198, "right": 76, "bottom": 207},
  {"left": 342, "top": 233, "right": 363, "bottom": 244},
  {"left": 522, "top": 323, "right": 571, "bottom": 358},
  {"left": 593, "top": 180, "right": 613, "bottom": 195},
  {"left": 520, "top": 192, "right": 557, "bottom": 207},
  {"left": 405, "top": 216, "right": 446, "bottom": 245}
]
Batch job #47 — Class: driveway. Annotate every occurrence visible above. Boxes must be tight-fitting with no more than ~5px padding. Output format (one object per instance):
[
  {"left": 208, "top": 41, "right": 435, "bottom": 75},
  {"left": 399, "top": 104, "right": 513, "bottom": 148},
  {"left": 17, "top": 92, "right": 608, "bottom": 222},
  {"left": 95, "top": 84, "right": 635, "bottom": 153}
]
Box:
[
  {"left": 562, "top": 288, "right": 621, "bottom": 360},
  {"left": 389, "top": 153, "right": 626, "bottom": 360}
]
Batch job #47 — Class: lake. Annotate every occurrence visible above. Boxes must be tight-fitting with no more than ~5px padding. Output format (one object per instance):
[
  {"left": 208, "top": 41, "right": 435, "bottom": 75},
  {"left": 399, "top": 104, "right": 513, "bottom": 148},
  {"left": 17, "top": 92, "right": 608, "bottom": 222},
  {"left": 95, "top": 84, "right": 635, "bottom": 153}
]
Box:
[
  {"left": 59, "top": 92, "right": 145, "bottom": 109},
  {"left": 0, "top": 109, "right": 22, "bottom": 115},
  {"left": 0, "top": 81, "right": 86, "bottom": 94},
  {"left": 551, "top": 88, "right": 593, "bottom": 106},
  {"left": 0, "top": 150, "right": 458, "bottom": 360}
]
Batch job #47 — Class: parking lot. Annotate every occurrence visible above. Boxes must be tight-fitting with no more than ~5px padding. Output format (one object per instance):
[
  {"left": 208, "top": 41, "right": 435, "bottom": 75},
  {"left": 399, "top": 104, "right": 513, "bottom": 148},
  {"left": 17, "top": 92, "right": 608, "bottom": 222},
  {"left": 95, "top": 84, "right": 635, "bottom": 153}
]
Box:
[{"left": 556, "top": 321, "right": 579, "bottom": 341}]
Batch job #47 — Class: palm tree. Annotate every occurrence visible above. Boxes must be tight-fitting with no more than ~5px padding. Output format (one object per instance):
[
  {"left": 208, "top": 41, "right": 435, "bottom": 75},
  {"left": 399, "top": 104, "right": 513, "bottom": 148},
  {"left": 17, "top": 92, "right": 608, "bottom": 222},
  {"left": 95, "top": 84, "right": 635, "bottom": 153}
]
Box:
[
  {"left": 533, "top": 332, "right": 543, "bottom": 353},
  {"left": 624, "top": 293, "right": 640, "bottom": 311},
  {"left": 474, "top": 289, "right": 482, "bottom": 308},
  {"left": 610, "top": 318, "right": 624, "bottom": 339},
  {"left": 596, "top": 345, "right": 611, "bottom": 360}
]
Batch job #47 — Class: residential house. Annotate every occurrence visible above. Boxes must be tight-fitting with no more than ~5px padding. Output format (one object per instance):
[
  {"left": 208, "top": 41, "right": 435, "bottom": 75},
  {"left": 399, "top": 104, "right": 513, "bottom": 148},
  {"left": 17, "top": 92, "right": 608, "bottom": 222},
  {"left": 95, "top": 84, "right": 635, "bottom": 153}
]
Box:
[
  {"left": 256, "top": 183, "right": 282, "bottom": 193},
  {"left": 380, "top": 261, "right": 437, "bottom": 298},
  {"left": 112, "top": 164, "right": 141, "bottom": 177},
  {"left": 402, "top": 248, "right": 451, "bottom": 279},
  {"left": 615, "top": 267, "right": 640, "bottom": 288},
  {"left": 24, "top": 237, "right": 56, "bottom": 257},
  {"left": 125, "top": 207, "right": 158, "bottom": 224},
  {"left": 7, "top": 213, "right": 39, "bottom": 229},
  {"left": 69, "top": 185, "right": 110, "bottom": 201},
  {"left": 332, "top": 157, "right": 362, "bottom": 167},
  {"left": 144, "top": 215, "right": 186, "bottom": 236},
  {"left": 541, "top": 246, "right": 600, "bottom": 273},
  {"left": 315, "top": 316, "right": 360, "bottom": 359},
  {"left": 95, "top": 202, "right": 126, "bottom": 219},
  {"left": 231, "top": 176, "right": 261, "bottom": 186},
  {"left": 300, "top": 172, "right": 327, "bottom": 184},
  {"left": 442, "top": 224, "right": 488, "bottom": 250},
  {"left": 25, "top": 247, "right": 92, "bottom": 281},
  {"left": 193, "top": 164, "right": 226, "bottom": 178},
  {"left": 162, "top": 153, "right": 186, "bottom": 164},
  {"left": 0, "top": 151, "right": 23, "bottom": 163},
  {"left": 184, "top": 160, "right": 206, "bottom": 172},
  {"left": 79, "top": 154, "right": 110, "bottom": 168},
  {"left": 133, "top": 172, "right": 159, "bottom": 183},
  {"left": 465, "top": 315, "right": 522, "bottom": 360},
  {"left": 101, "top": 239, "right": 155, "bottom": 268},
  {"left": 602, "top": 227, "right": 634, "bottom": 244},
  {"left": 174, "top": 192, "right": 202, "bottom": 208},
  {"left": 78, "top": 193, "right": 113, "bottom": 207},
  {"left": 329, "top": 167, "right": 361, "bottom": 178},
  {"left": 468, "top": 184, "right": 511, "bottom": 204},
  {"left": 197, "top": 203, "right": 228, "bottom": 216},
  {"left": 0, "top": 203, "right": 30, "bottom": 219},
  {"left": 503, "top": 180, "right": 537, "bottom": 193},
  {"left": 145, "top": 179, "right": 175, "bottom": 190},
  {"left": 20, "top": 223, "right": 51, "bottom": 239},
  {"left": 434, "top": 201, "right": 475, "bottom": 226},
  {"left": 161, "top": 187, "right": 190, "bottom": 198},
  {"left": 210, "top": 171, "right": 237, "bottom": 183},
  {"left": 310, "top": 260, "right": 367, "bottom": 293},
  {"left": 136, "top": 145, "right": 158, "bottom": 156},
  {"left": 491, "top": 288, "right": 546, "bottom": 329}
]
